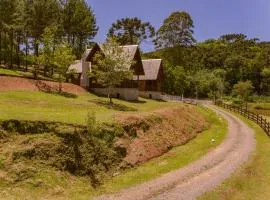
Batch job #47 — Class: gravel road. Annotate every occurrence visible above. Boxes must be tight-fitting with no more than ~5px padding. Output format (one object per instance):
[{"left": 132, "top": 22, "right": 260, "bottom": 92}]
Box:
[{"left": 95, "top": 105, "right": 255, "bottom": 200}]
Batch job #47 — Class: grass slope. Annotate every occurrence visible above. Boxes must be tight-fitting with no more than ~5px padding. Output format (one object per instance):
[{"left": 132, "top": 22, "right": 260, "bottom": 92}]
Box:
[
  {"left": 0, "top": 67, "right": 57, "bottom": 81},
  {"left": 0, "top": 91, "right": 179, "bottom": 124},
  {"left": 199, "top": 109, "right": 270, "bottom": 200},
  {"left": 0, "top": 68, "right": 25, "bottom": 76},
  {"left": 0, "top": 103, "right": 227, "bottom": 200}
]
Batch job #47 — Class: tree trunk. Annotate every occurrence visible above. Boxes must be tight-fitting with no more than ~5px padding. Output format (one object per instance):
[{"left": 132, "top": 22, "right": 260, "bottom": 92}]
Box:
[
  {"left": 16, "top": 32, "right": 21, "bottom": 68},
  {"left": 3, "top": 31, "right": 7, "bottom": 64},
  {"left": 195, "top": 85, "right": 198, "bottom": 103},
  {"left": 10, "top": 29, "right": 14, "bottom": 68},
  {"left": 25, "top": 36, "right": 29, "bottom": 72},
  {"left": 34, "top": 40, "right": 39, "bottom": 57},
  {"left": 59, "top": 74, "right": 62, "bottom": 93},
  {"left": 34, "top": 66, "right": 38, "bottom": 79},
  {"left": 108, "top": 86, "right": 113, "bottom": 104},
  {"left": 0, "top": 30, "right": 2, "bottom": 64}
]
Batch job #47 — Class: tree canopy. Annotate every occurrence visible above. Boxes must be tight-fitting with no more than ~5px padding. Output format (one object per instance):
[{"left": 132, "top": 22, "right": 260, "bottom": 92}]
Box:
[
  {"left": 0, "top": 0, "right": 97, "bottom": 70},
  {"left": 146, "top": 32, "right": 270, "bottom": 98},
  {"left": 107, "top": 17, "right": 155, "bottom": 45},
  {"left": 154, "top": 11, "right": 196, "bottom": 49}
]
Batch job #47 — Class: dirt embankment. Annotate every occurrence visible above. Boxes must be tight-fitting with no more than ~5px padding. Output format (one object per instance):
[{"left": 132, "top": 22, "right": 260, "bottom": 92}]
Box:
[
  {"left": 116, "top": 106, "right": 208, "bottom": 166},
  {"left": 0, "top": 76, "right": 86, "bottom": 94},
  {"left": 0, "top": 106, "right": 208, "bottom": 187},
  {"left": 96, "top": 106, "right": 255, "bottom": 200}
]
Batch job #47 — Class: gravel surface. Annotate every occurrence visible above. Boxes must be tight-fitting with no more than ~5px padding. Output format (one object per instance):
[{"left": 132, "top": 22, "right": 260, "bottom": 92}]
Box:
[{"left": 95, "top": 105, "right": 255, "bottom": 200}]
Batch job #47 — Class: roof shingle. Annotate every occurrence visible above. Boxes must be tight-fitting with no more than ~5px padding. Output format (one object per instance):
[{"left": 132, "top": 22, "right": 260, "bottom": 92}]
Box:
[{"left": 136, "top": 59, "right": 162, "bottom": 80}]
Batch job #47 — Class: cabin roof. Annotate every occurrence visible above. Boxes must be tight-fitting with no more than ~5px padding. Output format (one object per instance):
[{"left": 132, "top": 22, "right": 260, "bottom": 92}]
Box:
[
  {"left": 137, "top": 59, "right": 162, "bottom": 80},
  {"left": 87, "top": 43, "right": 144, "bottom": 75},
  {"left": 68, "top": 60, "right": 82, "bottom": 73},
  {"left": 98, "top": 44, "right": 139, "bottom": 65}
]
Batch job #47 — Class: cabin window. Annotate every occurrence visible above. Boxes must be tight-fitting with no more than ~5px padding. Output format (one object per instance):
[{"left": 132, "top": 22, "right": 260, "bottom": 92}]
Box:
[{"left": 146, "top": 81, "right": 153, "bottom": 90}]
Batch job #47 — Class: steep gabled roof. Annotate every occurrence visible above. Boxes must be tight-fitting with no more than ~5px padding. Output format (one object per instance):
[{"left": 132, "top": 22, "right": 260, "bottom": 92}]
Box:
[
  {"left": 68, "top": 60, "right": 82, "bottom": 73},
  {"left": 121, "top": 45, "right": 139, "bottom": 62},
  {"left": 86, "top": 43, "right": 144, "bottom": 75},
  {"left": 97, "top": 44, "right": 139, "bottom": 64},
  {"left": 137, "top": 59, "right": 163, "bottom": 80}
]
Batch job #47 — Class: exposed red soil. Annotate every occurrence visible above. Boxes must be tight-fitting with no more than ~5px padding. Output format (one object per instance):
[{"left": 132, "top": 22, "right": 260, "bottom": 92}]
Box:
[
  {"left": 0, "top": 76, "right": 87, "bottom": 94},
  {"left": 116, "top": 106, "right": 208, "bottom": 166}
]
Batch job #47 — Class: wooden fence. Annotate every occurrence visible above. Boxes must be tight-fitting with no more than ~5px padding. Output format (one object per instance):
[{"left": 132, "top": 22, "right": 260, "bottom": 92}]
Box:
[
  {"left": 161, "top": 94, "right": 183, "bottom": 102},
  {"left": 216, "top": 101, "right": 270, "bottom": 137},
  {"left": 161, "top": 95, "right": 198, "bottom": 105}
]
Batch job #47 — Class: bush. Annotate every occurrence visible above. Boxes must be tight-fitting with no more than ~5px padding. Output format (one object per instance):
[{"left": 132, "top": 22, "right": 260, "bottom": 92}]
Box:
[
  {"left": 254, "top": 104, "right": 270, "bottom": 110},
  {"left": 232, "top": 99, "right": 244, "bottom": 106},
  {"left": 9, "top": 113, "right": 125, "bottom": 187},
  {"left": 1, "top": 120, "right": 52, "bottom": 134}
]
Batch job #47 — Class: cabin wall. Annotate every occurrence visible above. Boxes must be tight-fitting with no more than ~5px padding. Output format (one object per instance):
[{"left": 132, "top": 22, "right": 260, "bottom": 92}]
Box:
[
  {"left": 91, "top": 88, "right": 139, "bottom": 101},
  {"left": 138, "top": 80, "right": 162, "bottom": 92},
  {"left": 80, "top": 61, "right": 90, "bottom": 87},
  {"left": 139, "top": 91, "right": 162, "bottom": 100}
]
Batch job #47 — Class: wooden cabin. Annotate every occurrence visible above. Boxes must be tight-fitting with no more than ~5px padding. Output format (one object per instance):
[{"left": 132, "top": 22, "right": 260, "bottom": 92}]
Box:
[
  {"left": 69, "top": 43, "right": 145, "bottom": 101},
  {"left": 135, "top": 59, "right": 164, "bottom": 99}
]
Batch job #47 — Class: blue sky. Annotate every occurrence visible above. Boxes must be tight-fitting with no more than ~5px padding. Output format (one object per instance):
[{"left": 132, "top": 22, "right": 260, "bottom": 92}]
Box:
[{"left": 87, "top": 0, "right": 270, "bottom": 52}]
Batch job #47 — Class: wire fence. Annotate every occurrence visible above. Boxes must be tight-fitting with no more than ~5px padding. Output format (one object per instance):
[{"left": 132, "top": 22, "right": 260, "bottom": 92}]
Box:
[{"left": 161, "top": 94, "right": 199, "bottom": 105}]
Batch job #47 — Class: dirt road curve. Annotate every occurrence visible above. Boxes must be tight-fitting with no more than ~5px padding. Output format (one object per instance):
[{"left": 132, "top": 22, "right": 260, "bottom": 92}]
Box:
[{"left": 95, "top": 106, "right": 255, "bottom": 200}]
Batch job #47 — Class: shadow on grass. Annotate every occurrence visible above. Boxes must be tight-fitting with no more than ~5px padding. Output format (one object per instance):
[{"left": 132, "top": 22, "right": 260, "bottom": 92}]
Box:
[
  {"left": 153, "top": 99, "right": 167, "bottom": 102},
  {"left": 129, "top": 99, "right": 147, "bottom": 104},
  {"left": 36, "top": 81, "right": 78, "bottom": 99},
  {"left": 89, "top": 99, "right": 138, "bottom": 111}
]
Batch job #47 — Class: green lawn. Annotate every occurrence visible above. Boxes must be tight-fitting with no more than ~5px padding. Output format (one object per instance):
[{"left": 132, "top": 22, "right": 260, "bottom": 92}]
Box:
[
  {"left": 199, "top": 109, "right": 270, "bottom": 200},
  {"left": 0, "top": 68, "right": 26, "bottom": 76},
  {"left": 0, "top": 67, "right": 58, "bottom": 81},
  {"left": 248, "top": 102, "right": 270, "bottom": 122},
  {"left": 0, "top": 91, "right": 180, "bottom": 124}
]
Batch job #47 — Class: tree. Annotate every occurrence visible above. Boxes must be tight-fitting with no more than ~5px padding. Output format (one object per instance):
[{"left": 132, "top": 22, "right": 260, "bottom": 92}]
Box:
[
  {"left": 219, "top": 33, "right": 247, "bottom": 43},
  {"left": 24, "top": 0, "right": 61, "bottom": 56},
  {"left": 209, "top": 69, "right": 226, "bottom": 100},
  {"left": 40, "top": 26, "right": 58, "bottom": 76},
  {"left": 154, "top": 11, "right": 196, "bottom": 49},
  {"left": 232, "top": 80, "right": 254, "bottom": 101},
  {"left": 107, "top": 17, "right": 155, "bottom": 45},
  {"left": 0, "top": 0, "right": 25, "bottom": 67},
  {"left": 261, "top": 68, "right": 270, "bottom": 95},
  {"left": 89, "top": 39, "right": 134, "bottom": 103},
  {"left": 53, "top": 42, "right": 75, "bottom": 92},
  {"left": 172, "top": 66, "right": 190, "bottom": 98},
  {"left": 190, "top": 69, "right": 213, "bottom": 99},
  {"left": 63, "top": 0, "right": 98, "bottom": 57}
]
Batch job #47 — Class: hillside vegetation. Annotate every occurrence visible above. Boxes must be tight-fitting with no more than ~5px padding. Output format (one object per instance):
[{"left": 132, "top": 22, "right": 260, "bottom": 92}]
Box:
[
  {"left": 144, "top": 35, "right": 270, "bottom": 100},
  {"left": 0, "top": 86, "right": 217, "bottom": 199},
  {"left": 0, "top": 101, "right": 226, "bottom": 200}
]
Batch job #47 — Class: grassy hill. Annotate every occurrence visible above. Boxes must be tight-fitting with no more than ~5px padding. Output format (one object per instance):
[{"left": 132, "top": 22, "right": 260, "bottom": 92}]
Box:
[{"left": 0, "top": 76, "right": 227, "bottom": 199}]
